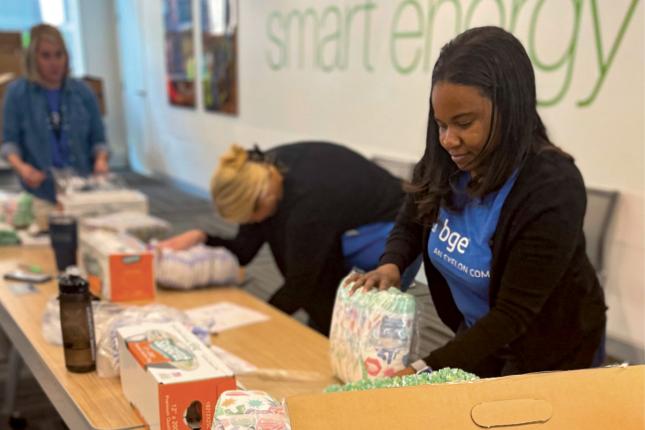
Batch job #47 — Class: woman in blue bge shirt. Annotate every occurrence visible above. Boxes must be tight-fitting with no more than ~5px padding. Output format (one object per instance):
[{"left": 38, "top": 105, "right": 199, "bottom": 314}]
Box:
[
  {"left": 1, "top": 24, "right": 109, "bottom": 203},
  {"left": 348, "top": 26, "right": 606, "bottom": 377}
]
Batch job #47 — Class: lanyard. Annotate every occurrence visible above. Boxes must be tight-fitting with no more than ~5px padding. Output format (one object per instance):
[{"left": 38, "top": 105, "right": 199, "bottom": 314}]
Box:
[{"left": 46, "top": 88, "right": 64, "bottom": 141}]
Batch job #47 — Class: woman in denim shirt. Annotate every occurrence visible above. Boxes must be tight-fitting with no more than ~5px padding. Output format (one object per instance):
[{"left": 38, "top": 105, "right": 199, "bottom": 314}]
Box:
[{"left": 1, "top": 24, "right": 108, "bottom": 203}]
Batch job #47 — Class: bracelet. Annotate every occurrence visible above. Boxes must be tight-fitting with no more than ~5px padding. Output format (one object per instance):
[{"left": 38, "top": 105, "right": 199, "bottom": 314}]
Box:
[{"left": 410, "top": 359, "right": 432, "bottom": 374}]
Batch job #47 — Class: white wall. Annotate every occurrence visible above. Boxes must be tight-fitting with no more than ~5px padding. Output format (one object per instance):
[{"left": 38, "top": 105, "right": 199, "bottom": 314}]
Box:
[
  {"left": 77, "top": 0, "right": 127, "bottom": 167},
  {"left": 119, "top": 0, "right": 644, "bottom": 359}
]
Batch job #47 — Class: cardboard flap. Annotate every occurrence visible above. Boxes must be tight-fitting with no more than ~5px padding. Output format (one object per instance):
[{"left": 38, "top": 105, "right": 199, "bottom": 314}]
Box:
[{"left": 471, "top": 399, "right": 552, "bottom": 428}]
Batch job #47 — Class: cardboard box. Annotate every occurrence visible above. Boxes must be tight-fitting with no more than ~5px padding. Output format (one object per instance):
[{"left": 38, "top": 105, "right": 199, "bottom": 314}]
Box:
[
  {"left": 0, "top": 73, "right": 18, "bottom": 142},
  {"left": 80, "top": 230, "right": 155, "bottom": 301},
  {"left": 58, "top": 189, "right": 149, "bottom": 218},
  {"left": 118, "top": 322, "right": 236, "bottom": 430},
  {"left": 0, "top": 32, "right": 22, "bottom": 55},
  {"left": 81, "top": 75, "right": 106, "bottom": 116},
  {"left": 0, "top": 33, "right": 24, "bottom": 92},
  {"left": 287, "top": 365, "right": 645, "bottom": 429},
  {"left": 0, "top": 52, "right": 22, "bottom": 76}
]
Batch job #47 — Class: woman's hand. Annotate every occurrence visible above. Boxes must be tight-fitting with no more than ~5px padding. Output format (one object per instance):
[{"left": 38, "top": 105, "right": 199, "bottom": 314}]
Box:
[
  {"left": 345, "top": 263, "right": 401, "bottom": 293},
  {"left": 157, "top": 229, "right": 206, "bottom": 251},
  {"left": 17, "top": 163, "right": 46, "bottom": 188},
  {"left": 93, "top": 152, "right": 110, "bottom": 175},
  {"left": 393, "top": 367, "right": 416, "bottom": 377}
]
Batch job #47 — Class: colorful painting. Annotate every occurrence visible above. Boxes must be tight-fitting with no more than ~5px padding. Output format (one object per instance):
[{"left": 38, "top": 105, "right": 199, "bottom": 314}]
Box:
[
  {"left": 201, "top": 0, "right": 238, "bottom": 114},
  {"left": 163, "top": 0, "right": 196, "bottom": 108}
]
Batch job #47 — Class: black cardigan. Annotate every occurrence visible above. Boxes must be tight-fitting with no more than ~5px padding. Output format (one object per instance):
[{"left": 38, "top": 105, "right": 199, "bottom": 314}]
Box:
[
  {"left": 381, "top": 149, "right": 607, "bottom": 376},
  {"left": 207, "top": 142, "right": 405, "bottom": 334}
]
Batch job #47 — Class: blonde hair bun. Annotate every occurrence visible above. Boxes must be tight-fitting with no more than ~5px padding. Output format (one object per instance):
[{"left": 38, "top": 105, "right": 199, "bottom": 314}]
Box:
[
  {"left": 218, "top": 144, "right": 249, "bottom": 171},
  {"left": 210, "top": 144, "right": 270, "bottom": 223}
]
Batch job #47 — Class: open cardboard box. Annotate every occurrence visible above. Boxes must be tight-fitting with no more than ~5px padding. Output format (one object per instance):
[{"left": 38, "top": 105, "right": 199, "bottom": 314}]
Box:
[
  {"left": 80, "top": 230, "right": 155, "bottom": 301},
  {"left": 118, "top": 322, "right": 236, "bottom": 430},
  {"left": 287, "top": 365, "right": 645, "bottom": 429}
]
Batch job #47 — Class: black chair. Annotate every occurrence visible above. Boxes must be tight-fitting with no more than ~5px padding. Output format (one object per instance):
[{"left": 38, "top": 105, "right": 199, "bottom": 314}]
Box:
[
  {"left": 583, "top": 188, "right": 619, "bottom": 367},
  {"left": 583, "top": 188, "right": 619, "bottom": 284},
  {"left": 371, "top": 156, "right": 415, "bottom": 182}
]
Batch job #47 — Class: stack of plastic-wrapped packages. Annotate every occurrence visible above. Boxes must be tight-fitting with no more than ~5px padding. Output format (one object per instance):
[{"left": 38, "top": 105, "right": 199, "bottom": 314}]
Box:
[
  {"left": 82, "top": 210, "right": 170, "bottom": 242},
  {"left": 156, "top": 244, "right": 241, "bottom": 289},
  {"left": 329, "top": 275, "right": 418, "bottom": 382}
]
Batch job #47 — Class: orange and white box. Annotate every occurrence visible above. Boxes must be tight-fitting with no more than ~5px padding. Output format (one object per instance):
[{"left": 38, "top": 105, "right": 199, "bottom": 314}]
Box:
[
  {"left": 79, "top": 230, "right": 155, "bottom": 301},
  {"left": 118, "top": 322, "right": 236, "bottom": 430}
]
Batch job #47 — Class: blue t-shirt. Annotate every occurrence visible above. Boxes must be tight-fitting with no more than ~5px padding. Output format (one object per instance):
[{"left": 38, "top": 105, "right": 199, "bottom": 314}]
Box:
[
  {"left": 428, "top": 171, "right": 519, "bottom": 327},
  {"left": 44, "top": 88, "right": 70, "bottom": 168}
]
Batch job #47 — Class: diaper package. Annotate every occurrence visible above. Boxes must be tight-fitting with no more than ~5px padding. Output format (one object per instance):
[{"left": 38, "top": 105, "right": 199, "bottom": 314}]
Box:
[
  {"left": 156, "top": 245, "right": 241, "bottom": 289},
  {"left": 329, "top": 276, "right": 418, "bottom": 383},
  {"left": 213, "top": 390, "right": 291, "bottom": 430}
]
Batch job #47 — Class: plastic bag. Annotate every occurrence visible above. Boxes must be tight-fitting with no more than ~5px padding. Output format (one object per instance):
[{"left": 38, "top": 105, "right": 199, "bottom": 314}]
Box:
[
  {"left": 156, "top": 244, "right": 240, "bottom": 289},
  {"left": 52, "top": 168, "right": 127, "bottom": 194},
  {"left": 0, "top": 222, "right": 20, "bottom": 245},
  {"left": 213, "top": 390, "right": 291, "bottom": 430},
  {"left": 42, "top": 297, "right": 210, "bottom": 377},
  {"left": 0, "top": 192, "right": 33, "bottom": 228},
  {"left": 82, "top": 211, "right": 170, "bottom": 242},
  {"left": 329, "top": 274, "right": 419, "bottom": 383}
]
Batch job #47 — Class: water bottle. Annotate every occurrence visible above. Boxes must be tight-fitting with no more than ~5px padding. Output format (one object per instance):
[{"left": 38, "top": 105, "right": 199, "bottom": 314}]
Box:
[{"left": 58, "top": 273, "right": 96, "bottom": 373}]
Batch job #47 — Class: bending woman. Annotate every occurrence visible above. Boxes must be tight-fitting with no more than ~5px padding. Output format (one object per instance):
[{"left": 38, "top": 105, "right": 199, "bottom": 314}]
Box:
[{"left": 161, "top": 141, "right": 406, "bottom": 335}]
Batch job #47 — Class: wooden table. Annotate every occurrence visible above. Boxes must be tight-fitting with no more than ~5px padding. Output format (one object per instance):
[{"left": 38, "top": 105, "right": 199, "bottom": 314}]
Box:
[{"left": 0, "top": 246, "right": 338, "bottom": 429}]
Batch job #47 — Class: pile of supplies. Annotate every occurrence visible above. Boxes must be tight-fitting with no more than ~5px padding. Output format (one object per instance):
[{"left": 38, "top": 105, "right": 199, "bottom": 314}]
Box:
[
  {"left": 54, "top": 171, "right": 148, "bottom": 218},
  {"left": 82, "top": 210, "right": 170, "bottom": 242},
  {"left": 42, "top": 300, "right": 210, "bottom": 378}
]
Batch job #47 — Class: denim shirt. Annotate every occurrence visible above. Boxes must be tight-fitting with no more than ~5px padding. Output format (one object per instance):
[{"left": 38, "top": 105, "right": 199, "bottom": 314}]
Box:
[{"left": 1, "top": 77, "right": 108, "bottom": 202}]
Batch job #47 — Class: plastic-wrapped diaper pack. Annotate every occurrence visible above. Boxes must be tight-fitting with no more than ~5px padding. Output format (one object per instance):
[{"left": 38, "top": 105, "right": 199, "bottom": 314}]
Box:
[
  {"left": 0, "top": 192, "right": 33, "bottom": 228},
  {"left": 213, "top": 390, "right": 291, "bottom": 430},
  {"left": 329, "top": 275, "right": 418, "bottom": 383},
  {"left": 156, "top": 244, "right": 241, "bottom": 290},
  {"left": 42, "top": 299, "right": 210, "bottom": 377}
]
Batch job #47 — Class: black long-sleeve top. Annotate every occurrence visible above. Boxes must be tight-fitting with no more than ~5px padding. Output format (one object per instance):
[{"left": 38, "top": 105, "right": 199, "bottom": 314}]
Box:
[
  {"left": 206, "top": 142, "right": 406, "bottom": 334},
  {"left": 381, "top": 149, "right": 607, "bottom": 376}
]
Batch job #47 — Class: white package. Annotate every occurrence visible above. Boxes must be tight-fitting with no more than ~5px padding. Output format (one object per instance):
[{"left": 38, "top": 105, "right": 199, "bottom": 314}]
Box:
[{"left": 156, "top": 244, "right": 240, "bottom": 289}]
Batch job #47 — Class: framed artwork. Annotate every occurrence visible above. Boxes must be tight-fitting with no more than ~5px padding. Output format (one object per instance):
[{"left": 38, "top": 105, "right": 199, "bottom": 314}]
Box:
[
  {"left": 201, "top": 0, "right": 238, "bottom": 114},
  {"left": 163, "top": 0, "right": 196, "bottom": 107}
]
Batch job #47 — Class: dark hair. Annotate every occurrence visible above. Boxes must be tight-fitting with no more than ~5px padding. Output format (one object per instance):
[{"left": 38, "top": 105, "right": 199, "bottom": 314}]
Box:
[
  {"left": 410, "top": 26, "right": 570, "bottom": 225},
  {"left": 247, "top": 144, "right": 286, "bottom": 173}
]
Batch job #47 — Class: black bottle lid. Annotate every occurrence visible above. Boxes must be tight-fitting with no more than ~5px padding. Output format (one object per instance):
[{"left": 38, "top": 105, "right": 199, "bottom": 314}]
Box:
[{"left": 58, "top": 273, "right": 89, "bottom": 295}]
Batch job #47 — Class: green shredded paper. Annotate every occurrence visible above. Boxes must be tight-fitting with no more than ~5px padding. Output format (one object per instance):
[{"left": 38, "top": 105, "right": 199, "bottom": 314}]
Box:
[{"left": 324, "top": 367, "right": 479, "bottom": 393}]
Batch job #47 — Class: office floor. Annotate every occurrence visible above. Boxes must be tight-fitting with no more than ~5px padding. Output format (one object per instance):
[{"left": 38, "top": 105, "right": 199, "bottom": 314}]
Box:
[{"left": 0, "top": 168, "right": 453, "bottom": 429}]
